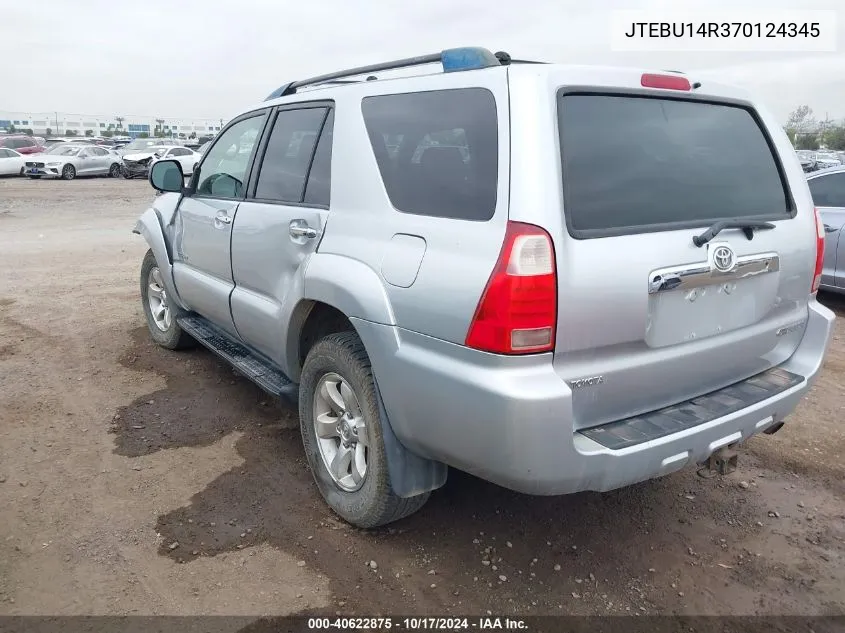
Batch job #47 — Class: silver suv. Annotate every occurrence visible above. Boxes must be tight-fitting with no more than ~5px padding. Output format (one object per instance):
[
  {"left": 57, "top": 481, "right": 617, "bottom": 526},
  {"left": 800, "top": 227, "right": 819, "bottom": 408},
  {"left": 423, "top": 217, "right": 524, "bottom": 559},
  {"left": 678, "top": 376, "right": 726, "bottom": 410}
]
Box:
[{"left": 135, "top": 47, "right": 835, "bottom": 528}]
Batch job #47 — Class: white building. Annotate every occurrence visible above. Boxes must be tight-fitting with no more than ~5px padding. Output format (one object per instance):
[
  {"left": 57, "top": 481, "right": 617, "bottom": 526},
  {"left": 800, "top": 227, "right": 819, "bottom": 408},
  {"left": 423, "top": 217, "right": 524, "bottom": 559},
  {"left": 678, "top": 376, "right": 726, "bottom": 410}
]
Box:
[{"left": 0, "top": 110, "right": 225, "bottom": 139}]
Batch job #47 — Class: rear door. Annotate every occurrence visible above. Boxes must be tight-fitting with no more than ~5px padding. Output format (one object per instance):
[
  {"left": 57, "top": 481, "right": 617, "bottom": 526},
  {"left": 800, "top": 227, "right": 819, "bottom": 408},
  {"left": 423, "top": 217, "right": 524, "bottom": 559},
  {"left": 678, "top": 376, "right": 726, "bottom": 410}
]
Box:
[
  {"left": 525, "top": 84, "right": 813, "bottom": 429},
  {"left": 171, "top": 111, "right": 268, "bottom": 336},
  {"left": 229, "top": 103, "right": 333, "bottom": 365},
  {"left": 807, "top": 170, "right": 845, "bottom": 288},
  {"left": 88, "top": 146, "right": 111, "bottom": 173}
]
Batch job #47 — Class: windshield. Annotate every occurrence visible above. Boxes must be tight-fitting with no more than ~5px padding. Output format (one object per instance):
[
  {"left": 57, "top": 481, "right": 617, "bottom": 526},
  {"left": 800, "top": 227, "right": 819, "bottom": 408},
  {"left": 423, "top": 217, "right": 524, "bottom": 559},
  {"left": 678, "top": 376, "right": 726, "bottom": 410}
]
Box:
[{"left": 46, "top": 145, "right": 82, "bottom": 156}]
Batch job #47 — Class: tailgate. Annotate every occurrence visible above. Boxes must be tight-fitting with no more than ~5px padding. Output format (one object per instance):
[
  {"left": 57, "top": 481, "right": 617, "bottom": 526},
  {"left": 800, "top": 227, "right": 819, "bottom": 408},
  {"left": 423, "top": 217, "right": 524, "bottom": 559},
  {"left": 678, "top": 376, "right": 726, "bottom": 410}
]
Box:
[{"left": 550, "top": 88, "right": 814, "bottom": 429}]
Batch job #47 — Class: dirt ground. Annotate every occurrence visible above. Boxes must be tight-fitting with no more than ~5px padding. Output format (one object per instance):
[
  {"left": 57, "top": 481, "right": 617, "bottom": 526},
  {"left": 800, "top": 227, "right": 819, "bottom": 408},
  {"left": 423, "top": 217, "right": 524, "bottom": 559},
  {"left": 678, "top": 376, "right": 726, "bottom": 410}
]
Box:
[{"left": 1, "top": 177, "right": 843, "bottom": 620}]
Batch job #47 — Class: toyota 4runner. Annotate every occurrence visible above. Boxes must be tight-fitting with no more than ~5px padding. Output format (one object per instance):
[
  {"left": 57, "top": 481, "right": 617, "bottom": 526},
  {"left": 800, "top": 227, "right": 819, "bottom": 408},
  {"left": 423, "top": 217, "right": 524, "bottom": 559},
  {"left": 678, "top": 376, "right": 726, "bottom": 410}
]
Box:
[{"left": 134, "top": 47, "right": 835, "bottom": 528}]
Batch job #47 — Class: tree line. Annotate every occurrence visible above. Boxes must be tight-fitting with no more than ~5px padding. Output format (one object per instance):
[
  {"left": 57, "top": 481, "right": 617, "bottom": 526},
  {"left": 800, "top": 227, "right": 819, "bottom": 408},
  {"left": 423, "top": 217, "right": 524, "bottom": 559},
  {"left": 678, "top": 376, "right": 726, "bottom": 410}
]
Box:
[{"left": 785, "top": 105, "right": 845, "bottom": 151}]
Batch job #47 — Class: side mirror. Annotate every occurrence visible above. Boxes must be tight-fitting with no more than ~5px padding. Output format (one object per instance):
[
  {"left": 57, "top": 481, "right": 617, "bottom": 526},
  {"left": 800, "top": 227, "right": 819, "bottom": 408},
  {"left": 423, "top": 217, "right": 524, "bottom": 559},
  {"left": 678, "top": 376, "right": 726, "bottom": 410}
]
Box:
[{"left": 149, "top": 159, "right": 184, "bottom": 193}]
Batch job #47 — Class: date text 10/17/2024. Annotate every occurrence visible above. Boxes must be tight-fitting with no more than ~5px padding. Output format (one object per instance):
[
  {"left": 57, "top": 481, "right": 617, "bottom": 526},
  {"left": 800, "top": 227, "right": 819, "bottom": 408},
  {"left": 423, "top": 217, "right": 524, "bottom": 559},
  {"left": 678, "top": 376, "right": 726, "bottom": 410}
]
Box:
[{"left": 307, "top": 617, "right": 528, "bottom": 630}]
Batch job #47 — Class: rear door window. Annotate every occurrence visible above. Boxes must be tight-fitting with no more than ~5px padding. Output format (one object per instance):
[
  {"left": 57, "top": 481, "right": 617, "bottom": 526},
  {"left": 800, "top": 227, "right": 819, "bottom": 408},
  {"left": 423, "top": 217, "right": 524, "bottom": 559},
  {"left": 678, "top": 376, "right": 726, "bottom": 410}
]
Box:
[
  {"left": 558, "top": 94, "right": 791, "bottom": 237},
  {"left": 362, "top": 88, "right": 498, "bottom": 221},
  {"left": 254, "top": 107, "right": 328, "bottom": 204}
]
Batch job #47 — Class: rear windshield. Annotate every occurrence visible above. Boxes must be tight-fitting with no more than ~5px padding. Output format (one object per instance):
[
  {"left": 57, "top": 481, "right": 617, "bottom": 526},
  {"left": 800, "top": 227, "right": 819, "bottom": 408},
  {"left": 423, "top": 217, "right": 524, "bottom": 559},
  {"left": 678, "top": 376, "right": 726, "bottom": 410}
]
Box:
[{"left": 558, "top": 94, "right": 790, "bottom": 236}]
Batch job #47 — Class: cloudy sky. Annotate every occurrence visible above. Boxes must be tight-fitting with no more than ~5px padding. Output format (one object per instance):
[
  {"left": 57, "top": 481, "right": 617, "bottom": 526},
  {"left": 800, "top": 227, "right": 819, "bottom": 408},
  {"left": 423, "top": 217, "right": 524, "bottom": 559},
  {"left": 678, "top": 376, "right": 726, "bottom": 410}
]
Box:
[{"left": 1, "top": 0, "right": 843, "bottom": 123}]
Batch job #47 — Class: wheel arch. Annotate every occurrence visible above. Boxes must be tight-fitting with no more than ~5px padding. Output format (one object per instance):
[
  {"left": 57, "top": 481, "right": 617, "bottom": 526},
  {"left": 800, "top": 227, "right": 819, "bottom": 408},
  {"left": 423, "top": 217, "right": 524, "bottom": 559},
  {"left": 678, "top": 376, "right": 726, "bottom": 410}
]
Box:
[{"left": 133, "top": 207, "right": 188, "bottom": 310}]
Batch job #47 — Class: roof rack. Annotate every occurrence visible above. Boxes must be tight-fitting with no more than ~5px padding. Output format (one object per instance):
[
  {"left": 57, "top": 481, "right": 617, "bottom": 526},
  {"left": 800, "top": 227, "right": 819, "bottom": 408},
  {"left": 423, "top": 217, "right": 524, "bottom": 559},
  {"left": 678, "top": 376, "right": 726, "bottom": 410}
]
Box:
[{"left": 265, "top": 46, "right": 504, "bottom": 100}]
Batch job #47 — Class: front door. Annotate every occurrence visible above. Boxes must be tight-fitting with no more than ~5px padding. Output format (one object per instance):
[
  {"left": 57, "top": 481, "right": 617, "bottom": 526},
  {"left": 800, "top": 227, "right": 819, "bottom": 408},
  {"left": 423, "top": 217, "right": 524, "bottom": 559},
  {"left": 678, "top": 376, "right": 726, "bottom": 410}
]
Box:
[
  {"left": 230, "top": 104, "right": 334, "bottom": 368},
  {"left": 171, "top": 112, "right": 268, "bottom": 335},
  {"left": 808, "top": 170, "right": 845, "bottom": 288}
]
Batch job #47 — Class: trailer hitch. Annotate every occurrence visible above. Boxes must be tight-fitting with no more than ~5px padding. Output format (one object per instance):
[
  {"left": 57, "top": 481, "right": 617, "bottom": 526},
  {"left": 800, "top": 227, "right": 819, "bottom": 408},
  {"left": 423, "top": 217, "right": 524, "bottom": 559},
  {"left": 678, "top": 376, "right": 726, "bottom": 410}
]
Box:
[{"left": 698, "top": 445, "right": 738, "bottom": 478}]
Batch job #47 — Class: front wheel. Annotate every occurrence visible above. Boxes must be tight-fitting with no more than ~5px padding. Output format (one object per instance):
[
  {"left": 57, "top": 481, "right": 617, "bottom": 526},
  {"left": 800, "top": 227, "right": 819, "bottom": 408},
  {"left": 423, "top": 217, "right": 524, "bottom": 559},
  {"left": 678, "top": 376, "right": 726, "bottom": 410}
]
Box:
[
  {"left": 109, "top": 163, "right": 121, "bottom": 178},
  {"left": 139, "top": 250, "right": 194, "bottom": 349},
  {"left": 299, "top": 332, "right": 429, "bottom": 528},
  {"left": 61, "top": 164, "right": 76, "bottom": 180},
  {"left": 122, "top": 166, "right": 132, "bottom": 179}
]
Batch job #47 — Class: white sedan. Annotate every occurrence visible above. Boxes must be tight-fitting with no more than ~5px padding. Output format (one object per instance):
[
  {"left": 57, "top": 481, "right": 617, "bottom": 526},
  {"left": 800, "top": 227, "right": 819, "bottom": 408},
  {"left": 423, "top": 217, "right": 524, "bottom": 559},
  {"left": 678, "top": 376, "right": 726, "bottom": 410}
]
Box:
[
  {"left": 0, "top": 148, "right": 26, "bottom": 176},
  {"left": 153, "top": 146, "right": 201, "bottom": 176}
]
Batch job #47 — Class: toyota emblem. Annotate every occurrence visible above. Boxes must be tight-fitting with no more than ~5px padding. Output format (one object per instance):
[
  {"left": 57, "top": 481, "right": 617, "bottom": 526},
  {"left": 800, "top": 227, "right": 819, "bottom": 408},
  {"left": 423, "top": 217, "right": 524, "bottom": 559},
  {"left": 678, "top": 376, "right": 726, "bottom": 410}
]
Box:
[{"left": 712, "top": 245, "right": 736, "bottom": 272}]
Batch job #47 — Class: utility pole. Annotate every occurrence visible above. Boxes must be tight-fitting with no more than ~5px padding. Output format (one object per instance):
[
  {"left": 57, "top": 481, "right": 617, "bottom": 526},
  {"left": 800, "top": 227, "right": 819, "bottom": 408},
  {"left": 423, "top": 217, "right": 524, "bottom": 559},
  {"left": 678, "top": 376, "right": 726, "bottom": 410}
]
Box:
[{"left": 55, "top": 112, "right": 59, "bottom": 135}]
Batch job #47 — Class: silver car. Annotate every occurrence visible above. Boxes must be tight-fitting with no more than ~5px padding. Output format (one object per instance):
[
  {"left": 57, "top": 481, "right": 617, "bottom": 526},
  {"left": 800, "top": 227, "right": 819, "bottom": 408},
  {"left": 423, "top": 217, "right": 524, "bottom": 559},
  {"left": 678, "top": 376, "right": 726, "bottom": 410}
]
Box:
[
  {"left": 25, "top": 143, "right": 122, "bottom": 180},
  {"left": 807, "top": 165, "right": 845, "bottom": 294},
  {"left": 134, "top": 47, "right": 835, "bottom": 528}
]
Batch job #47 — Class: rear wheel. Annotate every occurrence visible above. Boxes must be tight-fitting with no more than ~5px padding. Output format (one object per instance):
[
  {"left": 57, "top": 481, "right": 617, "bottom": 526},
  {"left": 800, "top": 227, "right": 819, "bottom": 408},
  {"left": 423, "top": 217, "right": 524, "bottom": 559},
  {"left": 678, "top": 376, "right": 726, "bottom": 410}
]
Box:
[
  {"left": 61, "top": 164, "right": 76, "bottom": 180},
  {"left": 140, "top": 250, "right": 194, "bottom": 350},
  {"left": 299, "top": 332, "right": 429, "bottom": 528}
]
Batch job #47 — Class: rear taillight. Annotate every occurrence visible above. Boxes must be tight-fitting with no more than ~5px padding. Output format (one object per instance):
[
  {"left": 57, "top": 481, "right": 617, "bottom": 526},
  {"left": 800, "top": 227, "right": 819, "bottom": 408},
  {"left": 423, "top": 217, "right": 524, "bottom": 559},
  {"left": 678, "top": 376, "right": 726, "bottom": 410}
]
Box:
[
  {"left": 465, "top": 222, "right": 557, "bottom": 354},
  {"left": 812, "top": 207, "right": 825, "bottom": 294}
]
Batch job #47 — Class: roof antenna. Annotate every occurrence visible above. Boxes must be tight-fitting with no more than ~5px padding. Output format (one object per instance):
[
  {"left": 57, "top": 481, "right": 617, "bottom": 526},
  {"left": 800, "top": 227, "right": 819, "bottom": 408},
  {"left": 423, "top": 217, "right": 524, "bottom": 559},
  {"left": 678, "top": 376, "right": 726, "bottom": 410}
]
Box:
[
  {"left": 494, "top": 51, "right": 512, "bottom": 65},
  {"left": 692, "top": 81, "right": 702, "bottom": 89},
  {"left": 366, "top": 75, "right": 378, "bottom": 81}
]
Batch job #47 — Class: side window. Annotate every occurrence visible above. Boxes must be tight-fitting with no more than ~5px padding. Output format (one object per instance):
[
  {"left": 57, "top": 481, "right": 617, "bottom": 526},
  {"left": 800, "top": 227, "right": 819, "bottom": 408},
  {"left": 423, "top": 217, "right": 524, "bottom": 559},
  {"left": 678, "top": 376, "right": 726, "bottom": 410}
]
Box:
[
  {"left": 171, "top": 148, "right": 189, "bottom": 157},
  {"left": 809, "top": 173, "right": 845, "bottom": 208},
  {"left": 303, "top": 109, "right": 334, "bottom": 206},
  {"left": 196, "top": 114, "right": 265, "bottom": 199},
  {"left": 0, "top": 149, "right": 10, "bottom": 158},
  {"left": 254, "top": 107, "right": 327, "bottom": 203},
  {"left": 13, "top": 139, "right": 31, "bottom": 149},
  {"left": 361, "top": 88, "right": 498, "bottom": 221},
  {"left": 91, "top": 147, "right": 107, "bottom": 156}
]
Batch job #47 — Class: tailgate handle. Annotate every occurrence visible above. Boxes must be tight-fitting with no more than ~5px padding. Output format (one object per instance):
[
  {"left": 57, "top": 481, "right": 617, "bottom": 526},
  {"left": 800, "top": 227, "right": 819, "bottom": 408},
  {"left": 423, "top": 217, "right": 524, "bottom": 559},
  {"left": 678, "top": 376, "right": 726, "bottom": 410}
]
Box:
[{"left": 649, "top": 273, "right": 682, "bottom": 294}]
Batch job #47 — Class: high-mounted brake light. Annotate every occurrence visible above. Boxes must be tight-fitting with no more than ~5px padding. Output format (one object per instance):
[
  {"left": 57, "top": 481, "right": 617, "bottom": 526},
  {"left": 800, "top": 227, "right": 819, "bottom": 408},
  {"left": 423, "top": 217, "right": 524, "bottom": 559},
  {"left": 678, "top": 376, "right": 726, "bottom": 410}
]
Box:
[
  {"left": 465, "top": 222, "right": 557, "bottom": 354},
  {"left": 641, "top": 73, "right": 691, "bottom": 91},
  {"left": 812, "top": 207, "right": 825, "bottom": 294}
]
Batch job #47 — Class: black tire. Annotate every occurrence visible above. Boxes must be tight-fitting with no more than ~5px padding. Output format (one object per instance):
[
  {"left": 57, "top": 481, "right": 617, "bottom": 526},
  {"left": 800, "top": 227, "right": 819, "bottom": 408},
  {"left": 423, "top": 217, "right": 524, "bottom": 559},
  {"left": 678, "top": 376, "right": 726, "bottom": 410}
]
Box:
[
  {"left": 109, "top": 163, "right": 121, "bottom": 178},
  {"left": 18, "top": 167, "right": 24, "bottom": 176},
  {"left": 61, "top": 164, "right": 75, "bottom": 180},
  {"left": 299, "top": 331, "right": 429, "bottom": 528},
  {"left": 139, "top": 249, "right": 194, "bottom": 350},
  {"left": 28, "top": 175, "right": 41, "bottom": 179},
  {"left": 122, "top": 166, "right": 132, "bottom": 179}
]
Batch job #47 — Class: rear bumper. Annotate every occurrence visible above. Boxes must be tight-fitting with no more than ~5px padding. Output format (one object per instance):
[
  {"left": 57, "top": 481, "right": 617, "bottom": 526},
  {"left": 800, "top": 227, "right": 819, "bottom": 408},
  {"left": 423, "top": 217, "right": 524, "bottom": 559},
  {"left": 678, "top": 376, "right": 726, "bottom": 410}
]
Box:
[{"left": 354, "top": 299, "right": 835, "bottom": 495}]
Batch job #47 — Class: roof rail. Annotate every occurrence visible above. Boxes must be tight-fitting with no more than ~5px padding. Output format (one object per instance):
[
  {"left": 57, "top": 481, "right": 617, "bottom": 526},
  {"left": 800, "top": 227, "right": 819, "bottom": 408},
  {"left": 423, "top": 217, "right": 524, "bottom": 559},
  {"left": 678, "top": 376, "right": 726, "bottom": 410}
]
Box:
[
  {"left": 265, "top": 47, "right": 503, "bottom": 100},
  {"left": 493, "top": 51, "right": 546, "bottom": 65}
]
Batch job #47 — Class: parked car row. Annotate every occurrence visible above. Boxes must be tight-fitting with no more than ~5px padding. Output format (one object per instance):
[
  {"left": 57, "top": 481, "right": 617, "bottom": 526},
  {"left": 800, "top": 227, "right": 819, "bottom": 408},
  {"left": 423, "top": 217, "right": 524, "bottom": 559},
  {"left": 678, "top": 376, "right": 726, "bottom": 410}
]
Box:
[
  {"left": 0, "top": 138, "right": 203, "bottom": 181},
  {"left": 796, "top": 149, "right": 845, "bottom": 173}
]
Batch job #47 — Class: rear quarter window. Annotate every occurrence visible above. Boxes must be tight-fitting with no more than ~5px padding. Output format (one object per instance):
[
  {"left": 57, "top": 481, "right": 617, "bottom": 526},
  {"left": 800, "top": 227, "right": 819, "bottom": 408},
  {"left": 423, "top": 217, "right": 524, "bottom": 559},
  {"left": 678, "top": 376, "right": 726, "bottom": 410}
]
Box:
[
  {"left": 362, "top": 88, "right": 498, "bottom": 221},
  {"left": 558, "top": 94, "right": 791, "bottom": 237}
]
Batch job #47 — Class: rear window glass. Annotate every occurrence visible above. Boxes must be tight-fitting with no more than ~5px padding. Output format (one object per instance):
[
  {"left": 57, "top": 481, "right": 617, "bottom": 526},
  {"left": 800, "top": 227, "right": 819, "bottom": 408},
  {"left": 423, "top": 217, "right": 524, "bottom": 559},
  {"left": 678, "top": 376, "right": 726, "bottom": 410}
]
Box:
[
  {"left": 558, "top": 95, "right": 790, "bottom": 236},
  {"left": 362, "top": 88, "right": 498, "bottom": 221}
]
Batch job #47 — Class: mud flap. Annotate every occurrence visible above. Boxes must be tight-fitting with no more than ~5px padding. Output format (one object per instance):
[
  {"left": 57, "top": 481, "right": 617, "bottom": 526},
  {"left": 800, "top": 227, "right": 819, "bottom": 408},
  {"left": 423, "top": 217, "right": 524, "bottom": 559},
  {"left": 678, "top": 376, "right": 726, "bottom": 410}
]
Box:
[{"left": 373, "top": 378, "right": 448, "bottom": 498}]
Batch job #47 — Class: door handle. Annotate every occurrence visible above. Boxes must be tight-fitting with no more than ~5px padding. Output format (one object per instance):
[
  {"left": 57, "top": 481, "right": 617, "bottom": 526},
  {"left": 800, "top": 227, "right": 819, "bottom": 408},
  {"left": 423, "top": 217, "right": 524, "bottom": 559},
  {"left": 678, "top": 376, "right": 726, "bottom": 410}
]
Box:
[
  {"left": 213, "top": 212, "right": 232, "bottom": 228},
  {"left": 289, "top": 220, "right": 318, "bottom": 239},
  {"left": 823, "top": 224, "right": 838, "bottom": 233}
]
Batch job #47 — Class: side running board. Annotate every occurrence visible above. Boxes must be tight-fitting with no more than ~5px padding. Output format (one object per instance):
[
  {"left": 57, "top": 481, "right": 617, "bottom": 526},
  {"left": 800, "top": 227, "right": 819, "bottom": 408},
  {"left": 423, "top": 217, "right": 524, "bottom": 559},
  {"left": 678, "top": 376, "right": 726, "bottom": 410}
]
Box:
[{"left": 177, "top": 315, "right": 298, "bottom": 401}]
